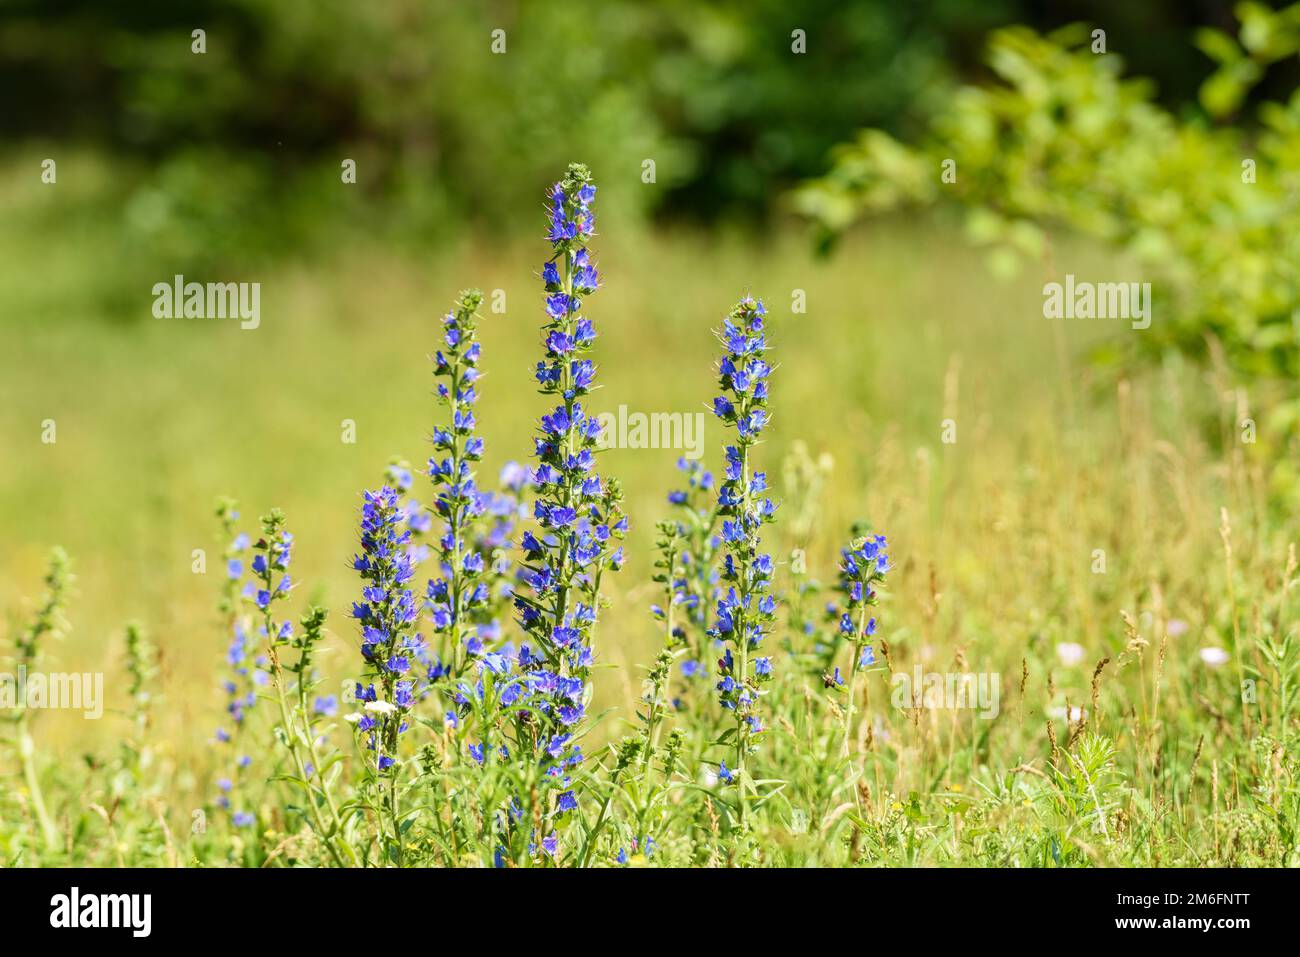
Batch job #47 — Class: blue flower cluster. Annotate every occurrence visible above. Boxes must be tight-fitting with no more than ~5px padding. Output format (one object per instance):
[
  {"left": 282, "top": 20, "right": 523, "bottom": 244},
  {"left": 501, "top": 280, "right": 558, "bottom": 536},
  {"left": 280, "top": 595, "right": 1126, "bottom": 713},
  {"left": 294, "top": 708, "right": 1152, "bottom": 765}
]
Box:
[
  {"left": 218, "top": 528, "right": 259, "bottom": 742},
  {"left": 455, "top": 648, "right": 587, "bottom": 765},
  {"left": 449, "top": 643, "right": 587, "bottom": 864},
  {"left": 222, "top": 511, "right": 295, "bottom": 827},
  {"left": 665, "top": 457, "right": 722, "bottom": 692},
  {"left": 509, "top": 164, "right": 627, "bottom": 833},
  {"left": 219, "top": 621, "right": 257, "bottom": 733},
  {"left": 351, "top": 487, "right": 419, "bottom": 771},
  {"left": 386, "top": 461, "right": 433, "bottom": 566},
  {"left": 427, "top": 289, "right": 494, "bottom": 679},
  {"left": 214, "top": 519, "right": 262, "bottom": 828},
  {"left": 708, "top": 297, "right": 778, "bottom": 793},
  {"left": 830, "top": 532, "right": 889, "bottom": 755},
  {"left": 458, "top": 464, "right": 530, "bottom": 673},
  {"left": 250, "top": 528, "right": 293, "bottom": 614},
  {"left": 836, "top": 533, "right": 890, "bottom": 670},
  {"left": 483, "top": 462, "right": 529, "bottom": 553}
]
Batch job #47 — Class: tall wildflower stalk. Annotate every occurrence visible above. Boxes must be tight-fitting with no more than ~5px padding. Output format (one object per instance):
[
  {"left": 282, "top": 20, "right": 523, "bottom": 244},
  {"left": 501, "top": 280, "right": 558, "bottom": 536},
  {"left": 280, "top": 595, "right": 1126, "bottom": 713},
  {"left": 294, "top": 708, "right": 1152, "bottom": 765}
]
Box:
[
  {"left": 708, "top": 297, "right": 778, "bottom": 832},
  {"left": 420, "top": 288, "right": 514, "bottom": 860},
  {"left": 511, "top": 163, "right": 627, "bottom": 860},
  {"left": 123, "top": 622, "right": 156, "bottom": 743},
  {"left": 10, "top": 548, "right": 71, "bottom": 854},
  {"left": 213, "top": 501, "right": 260, "bottom": 830},
  {"left": 834, "top": 533, "right": 889, "bottom": 758},
  {"left": 588, "top": 520, "right": 691, "bottom": 865},
  {"left": 665, "top": 458, "right": 721, "bottom": 705},
  {"left": 270, "top": 603, "right": 353, "bottom": 865},
  {"left": 426, "top": 289, "right": 493, "bottom": 681},
  {"left": 637, "top": 521, "right": 688, "bottom": 782},
  {"left": 250, "top": 510, "right": 349, "bottom": 864},
  {"left": 350, "top": 487, "right": 418, "bottom": 862}
]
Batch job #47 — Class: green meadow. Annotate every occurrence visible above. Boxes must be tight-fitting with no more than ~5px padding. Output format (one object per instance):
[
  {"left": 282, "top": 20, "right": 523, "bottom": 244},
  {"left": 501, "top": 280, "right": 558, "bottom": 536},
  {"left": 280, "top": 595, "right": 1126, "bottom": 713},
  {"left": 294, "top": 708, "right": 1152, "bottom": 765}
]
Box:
[{"left": 4, "top": 143, "right": 1294, "bottom": 866}]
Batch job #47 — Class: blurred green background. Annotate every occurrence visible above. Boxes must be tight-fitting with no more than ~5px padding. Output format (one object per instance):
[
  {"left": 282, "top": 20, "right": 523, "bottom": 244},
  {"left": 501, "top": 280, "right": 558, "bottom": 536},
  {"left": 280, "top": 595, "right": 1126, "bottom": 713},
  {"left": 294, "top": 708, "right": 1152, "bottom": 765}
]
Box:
[
  {"left": 1, "top": 0, "right": 1292, "bottom": 752},
  {"left": 4, "top": 0, "right": 1280, "bottom": 266}
]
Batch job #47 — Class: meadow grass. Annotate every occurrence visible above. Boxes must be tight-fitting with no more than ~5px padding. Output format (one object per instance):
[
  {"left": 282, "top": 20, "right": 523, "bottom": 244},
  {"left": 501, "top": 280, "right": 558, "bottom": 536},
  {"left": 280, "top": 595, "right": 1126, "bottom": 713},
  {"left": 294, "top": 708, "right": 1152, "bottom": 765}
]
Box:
[{"left": 1, "top": 154, "right": 1295, "bottom": 866}]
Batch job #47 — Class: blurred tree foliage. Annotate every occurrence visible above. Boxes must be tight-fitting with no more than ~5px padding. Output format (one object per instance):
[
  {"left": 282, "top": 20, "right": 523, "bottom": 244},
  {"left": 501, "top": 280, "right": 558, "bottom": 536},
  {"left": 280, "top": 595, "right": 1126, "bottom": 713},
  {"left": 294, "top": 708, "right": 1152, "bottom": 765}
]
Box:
[
  {"left": 797, "top": 4, "right": 1300, "bottom": 501},
  {"left": 2, "top": 0, "right": 999, "bottom": 248},
  {"left": 1, "top": 0, "right": 1274, "bottom": 257}
]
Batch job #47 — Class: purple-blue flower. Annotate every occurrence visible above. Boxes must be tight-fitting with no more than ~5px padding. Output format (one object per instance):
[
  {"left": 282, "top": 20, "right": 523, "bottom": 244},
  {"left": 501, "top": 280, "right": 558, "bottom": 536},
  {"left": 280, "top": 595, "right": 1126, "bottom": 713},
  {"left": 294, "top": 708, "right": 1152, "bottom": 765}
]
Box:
[{"left": 707, "top": 297, "right": 778, "bottom": 815}]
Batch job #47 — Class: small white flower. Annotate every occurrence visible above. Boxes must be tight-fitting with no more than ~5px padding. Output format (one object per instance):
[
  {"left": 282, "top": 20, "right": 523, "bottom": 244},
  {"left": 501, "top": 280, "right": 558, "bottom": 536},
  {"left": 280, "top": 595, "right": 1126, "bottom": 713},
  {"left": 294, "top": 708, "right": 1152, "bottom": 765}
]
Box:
[
  {"left": 1056, "top": 642, "right": 1086, "bottom": 666},
  {"left": 1048, "top": 706, "right": 1086, "bottom": 722},
  {"left": 1199, "top": 647, "right": 1229, "bottom": 667},
  {"left": 1166, "top": 618, "right": 1189, "bottom": 637},
  {"left": 343, "top": 711, "right": 363, "bottom": 724},
  {"left": 364, "top": 700, "right": 398, "bottom": 716}
]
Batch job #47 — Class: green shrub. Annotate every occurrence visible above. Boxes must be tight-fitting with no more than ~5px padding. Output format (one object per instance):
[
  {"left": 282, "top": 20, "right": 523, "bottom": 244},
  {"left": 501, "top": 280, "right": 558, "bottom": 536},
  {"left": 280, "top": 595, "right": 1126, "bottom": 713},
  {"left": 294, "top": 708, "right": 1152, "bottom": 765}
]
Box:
[{"left": 797, "top": 7, "right": 1300, "bottom": 501}]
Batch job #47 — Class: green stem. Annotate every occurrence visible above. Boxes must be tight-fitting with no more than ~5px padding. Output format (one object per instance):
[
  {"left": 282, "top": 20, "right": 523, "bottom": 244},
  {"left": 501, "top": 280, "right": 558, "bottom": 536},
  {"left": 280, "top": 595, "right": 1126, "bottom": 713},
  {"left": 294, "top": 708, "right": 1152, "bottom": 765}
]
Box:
[
  {"left": 19, "top": 724, "right": 57, "bottom": 854},
  {"left": 266, "top": 640, "right": 347, "bottom": 868},
  {"left": 842, "top": 606, "right": 869, "bottom": 760},
  {"left": 580, "top": 765, "right": 622, "bottom": 868},
  {"left": 294, "top": 657, "right": 355, "bottom": 864},
  {"left": 734, "top": 437, "right": 753, "bottom": 832}
]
